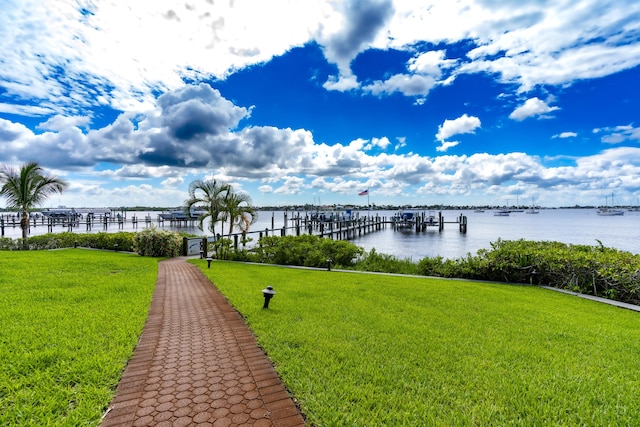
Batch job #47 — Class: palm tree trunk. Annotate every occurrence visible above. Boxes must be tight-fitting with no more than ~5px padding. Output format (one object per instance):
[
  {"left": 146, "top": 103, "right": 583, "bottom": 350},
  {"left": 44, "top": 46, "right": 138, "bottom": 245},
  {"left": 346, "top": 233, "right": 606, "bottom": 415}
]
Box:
[{"left": 20, "top": 210, "right": 29, "bottom": 249}]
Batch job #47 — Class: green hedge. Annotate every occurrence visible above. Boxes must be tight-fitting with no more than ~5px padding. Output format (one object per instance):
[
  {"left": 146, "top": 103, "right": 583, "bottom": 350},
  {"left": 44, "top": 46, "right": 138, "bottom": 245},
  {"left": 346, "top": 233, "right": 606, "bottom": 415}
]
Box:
[
  {"left": 251, "top": 234, "right": 364, "bottom": 268},
  {"left": 0, "top": 231, "right": 135, "bottom": 251},
  {"left": 0, "top": 228, "right": 186, "bottom": 258},
  {"left": 416, "top": 239, "right": 640, "bottom": 305}
]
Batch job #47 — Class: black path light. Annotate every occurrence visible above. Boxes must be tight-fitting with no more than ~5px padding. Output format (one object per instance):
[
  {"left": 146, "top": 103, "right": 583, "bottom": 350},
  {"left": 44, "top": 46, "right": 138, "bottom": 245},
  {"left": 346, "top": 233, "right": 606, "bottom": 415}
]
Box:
[
  {"left": 530, "top": 269, "right": 539, "bottom": 285},
  {"left": 206, "top": 256, "right": 213, "bottom": 268},
  {"left": 326, "top": 258, "right": 332, "bottom": 271},
  {"left": 262, "top": 286, "right": 276, "bottom": 309}
]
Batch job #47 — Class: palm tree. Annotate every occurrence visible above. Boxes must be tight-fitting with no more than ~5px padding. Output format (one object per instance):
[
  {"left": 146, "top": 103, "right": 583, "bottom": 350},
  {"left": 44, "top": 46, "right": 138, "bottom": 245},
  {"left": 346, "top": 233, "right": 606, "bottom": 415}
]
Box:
[
  {"left": 183, "top": 179, "right": 230, "bottom": 236},
  {"left": 0, "top": 162, "right": 68, "bottom": 249},
  {"left": 221, "top": 190, "right": 257, "bottom": 238}
]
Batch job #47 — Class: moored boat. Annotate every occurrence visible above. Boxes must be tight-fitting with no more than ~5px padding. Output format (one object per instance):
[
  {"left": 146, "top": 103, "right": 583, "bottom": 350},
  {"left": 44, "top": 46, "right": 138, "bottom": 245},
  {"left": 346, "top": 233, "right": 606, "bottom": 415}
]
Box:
[
  {"left": 597, "top": 208, "right": 624, "bottom": 216},
  {"left": 41, "top": 207, "right": 76, "bottom": 218},
  {"left": 597, "top": 194, "right": 624, "bottom": 216},
  {"left": 159, "top": 209, "right": 189, "bottom": 220},
  {"left": 393, "top": 210, "right": 417, "bottom": 228}
]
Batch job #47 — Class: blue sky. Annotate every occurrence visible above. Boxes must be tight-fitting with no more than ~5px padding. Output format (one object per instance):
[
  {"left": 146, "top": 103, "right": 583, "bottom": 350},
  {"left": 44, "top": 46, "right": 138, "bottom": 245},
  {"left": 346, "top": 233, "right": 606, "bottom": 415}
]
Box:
[{"left": 1, "top": 0, "right": 640, "bottom": 208}]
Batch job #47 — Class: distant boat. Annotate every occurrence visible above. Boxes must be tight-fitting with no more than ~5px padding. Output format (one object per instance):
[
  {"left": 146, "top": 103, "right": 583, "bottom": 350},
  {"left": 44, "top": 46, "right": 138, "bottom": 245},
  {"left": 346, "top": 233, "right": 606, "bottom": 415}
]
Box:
[
  {"left": 510, "top": 195, "right": 524, "bottom": 212},
  {"left": 597, "top": 208, "right": 624, "bottom": 216},
  {"left": 424, "top": 210, "right": 438, "bottom": 226},
  {"left": 526, "top": 198, "right": 540, "bottom": 214},
  {"left": 40, "top": 207, "right": 113, "bottom": 220},
  {"left": 597, "top": 193, "right": 624, "bottom": 216},
  {"left": 311, "top": 206, "right": 351, "bottom": 222},
  {"left": 75, "top": 208, "right": 112, "bottom": 218},
  {"left": 159, "top": 209, "right": 189, "bottom": 220},
  {"left": 160, "top": 206, "right": 208, "bottom": 220},
  {"left": 41, "top": 207, "right": 76, "bottom": 218},
  {"left": 189, "top": 207, "right": 208, "bottom": 218},
  {"left": 473, "top": 209, "right": 485, "bottom": 213},
  {"left": 393, "top": 210, "right": 417, "bottom": 228},
  {"left": 494, "top": 209, "right": 510, "bottom": 216}
]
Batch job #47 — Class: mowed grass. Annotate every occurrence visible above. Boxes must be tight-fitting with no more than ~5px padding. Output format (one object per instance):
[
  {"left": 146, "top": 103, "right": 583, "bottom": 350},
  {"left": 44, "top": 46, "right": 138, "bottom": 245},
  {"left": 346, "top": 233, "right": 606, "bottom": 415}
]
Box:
[
  {"left": 0, "top": 250, "right": 158, "bottom": 426},
  {"left": 194, "top": 260, "right": 640, "bottom": 426}
]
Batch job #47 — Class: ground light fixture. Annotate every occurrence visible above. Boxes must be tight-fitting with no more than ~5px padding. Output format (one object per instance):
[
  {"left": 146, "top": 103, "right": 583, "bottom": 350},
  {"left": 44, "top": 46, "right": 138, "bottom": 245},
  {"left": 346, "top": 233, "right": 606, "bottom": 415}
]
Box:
[
  {"left": 262, "top": 286, "right": 276, "bottom": 309},
  {"left": 206, "top": 256, "right": 213, "bottom": 268},
  {"left": 327, "top": 258, "right": 332, "bottom": 271}
]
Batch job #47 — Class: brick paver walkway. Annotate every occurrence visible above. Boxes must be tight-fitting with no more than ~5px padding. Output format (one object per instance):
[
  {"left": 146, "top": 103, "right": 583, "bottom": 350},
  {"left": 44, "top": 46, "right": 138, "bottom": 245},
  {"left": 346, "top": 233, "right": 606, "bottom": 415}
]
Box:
[{"left": 101, "top": 258, "right": 306, "bottom": 427}]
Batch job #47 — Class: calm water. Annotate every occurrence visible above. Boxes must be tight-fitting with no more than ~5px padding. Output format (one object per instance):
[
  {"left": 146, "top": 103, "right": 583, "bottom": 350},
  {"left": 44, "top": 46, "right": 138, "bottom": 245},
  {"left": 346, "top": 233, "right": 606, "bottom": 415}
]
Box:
[
  {"left": 2, "top": 209, "right": 639, "bottom": 259},
  {"left": 346, "top": 209, "right": 640, "bottom": 260},
  {"left": 257, "top": 209, "right": 640, "bottom": 260}
]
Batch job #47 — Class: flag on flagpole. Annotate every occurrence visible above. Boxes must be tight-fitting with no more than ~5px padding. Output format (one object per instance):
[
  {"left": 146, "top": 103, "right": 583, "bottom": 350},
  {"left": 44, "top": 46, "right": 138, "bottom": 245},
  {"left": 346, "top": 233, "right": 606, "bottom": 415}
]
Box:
[{"left": 358, "top": 189, "right": 369, "bottom": 196}]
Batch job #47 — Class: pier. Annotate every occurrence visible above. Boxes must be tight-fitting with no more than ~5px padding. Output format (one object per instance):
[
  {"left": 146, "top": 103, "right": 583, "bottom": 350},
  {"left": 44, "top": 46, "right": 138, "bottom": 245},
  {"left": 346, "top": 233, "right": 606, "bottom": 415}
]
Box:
[
  {"left": 244, "top": 210, "right": 466, "bottom": 242},
  {"left": 0, "top": 212, "right": 199, "bottom": 237},
  {"left": 197, "top": 210, "right": 468, "bottom": 255},
  {"left": 391, "top": 211, "right": 468, "bottom": 233}
]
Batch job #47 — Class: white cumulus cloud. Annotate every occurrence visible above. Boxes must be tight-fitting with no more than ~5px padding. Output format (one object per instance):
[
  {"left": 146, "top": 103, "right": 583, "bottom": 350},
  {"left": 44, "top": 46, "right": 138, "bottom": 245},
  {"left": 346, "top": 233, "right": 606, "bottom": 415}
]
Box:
[
  {"left": 509, "top": 97, "right": 560, "bottom": 121},
  {"left": 435, "top": 114, "right": 481, "bottom": 152}
]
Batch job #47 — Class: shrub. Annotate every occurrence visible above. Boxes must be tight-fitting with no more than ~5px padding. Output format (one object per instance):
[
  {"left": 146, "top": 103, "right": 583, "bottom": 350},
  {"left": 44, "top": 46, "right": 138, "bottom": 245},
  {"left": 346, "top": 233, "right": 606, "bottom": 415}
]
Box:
[
  {"left": 132, "top": 227, "right": 182, "bottom": 257},
  {"left": 254, "top": 234, "right": 363, "bottom": 268},
  {"left": 0, "top": 236, "right": 19, "bottom": 250},
  {"left": 0, "top": 231, "right": 137, "bottom": 251},
  {"left": 353, "top": 248, "right": 420, "bottom": 274}
]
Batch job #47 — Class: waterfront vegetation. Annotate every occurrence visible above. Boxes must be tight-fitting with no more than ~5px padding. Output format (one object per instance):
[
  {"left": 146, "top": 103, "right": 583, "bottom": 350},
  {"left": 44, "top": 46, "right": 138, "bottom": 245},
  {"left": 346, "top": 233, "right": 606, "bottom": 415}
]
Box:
[
  {"left": 196, "top": 260, "right": 640, "bottom": 426},
  {"left": 0, "top": 250, "right": 157, "bottom": 426},
  {"left": 238, "top": 234, "right": 640, "bottom": 305},
  {"left": 1, "top": 229, "right": 640, "bottom": 304},
  {"left": 0, "top": 229, "right": 191, "bottom": 254}
]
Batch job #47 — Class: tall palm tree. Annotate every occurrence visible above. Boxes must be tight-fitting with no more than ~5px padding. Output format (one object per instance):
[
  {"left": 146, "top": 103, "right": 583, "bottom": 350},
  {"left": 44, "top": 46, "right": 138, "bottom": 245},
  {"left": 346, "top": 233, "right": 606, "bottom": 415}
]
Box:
[
  {"left": 0, "top": 162, "right": 68, "bottom": 249},
  {"left": 183, "top": 179, "right": 230, "bottom": 235},
  {"left": 222, "top": 191, "right": 257, "bottom": 237}
]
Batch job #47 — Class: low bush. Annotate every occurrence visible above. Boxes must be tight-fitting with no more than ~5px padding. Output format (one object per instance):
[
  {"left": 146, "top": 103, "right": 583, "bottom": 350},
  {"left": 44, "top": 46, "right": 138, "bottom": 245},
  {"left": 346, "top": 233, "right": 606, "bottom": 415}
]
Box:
[
  {"left": 253, "top": 234, "right": 364, "bottom": 268},
  {"left": 132, "top": 227, "right": 182, "bottom": 257},
  {"left": 351, "top": 248, "right": 420, "bottom": 275}
]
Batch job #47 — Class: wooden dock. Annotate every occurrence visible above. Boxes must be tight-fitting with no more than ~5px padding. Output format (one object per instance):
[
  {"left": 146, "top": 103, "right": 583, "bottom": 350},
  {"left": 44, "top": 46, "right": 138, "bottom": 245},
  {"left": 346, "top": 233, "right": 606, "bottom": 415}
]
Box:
[
  {"left": 391, "top": 211, "right": 468, "bottom": 233},
  {"left": 206, "top": 211, "right": 467, "bottom": 254},
  {"left": 0, "top": 213, "right": 198, "bottom": 237}
]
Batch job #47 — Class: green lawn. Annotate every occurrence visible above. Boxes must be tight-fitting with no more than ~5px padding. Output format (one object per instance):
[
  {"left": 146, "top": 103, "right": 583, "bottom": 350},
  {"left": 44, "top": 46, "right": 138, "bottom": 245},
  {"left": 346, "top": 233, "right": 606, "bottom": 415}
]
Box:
[
  {"left": 195, "top": 260, "right": 640, "bottom": 426},
  {"left": 0, "top": 250, "right": 158, "bottom": 426}
]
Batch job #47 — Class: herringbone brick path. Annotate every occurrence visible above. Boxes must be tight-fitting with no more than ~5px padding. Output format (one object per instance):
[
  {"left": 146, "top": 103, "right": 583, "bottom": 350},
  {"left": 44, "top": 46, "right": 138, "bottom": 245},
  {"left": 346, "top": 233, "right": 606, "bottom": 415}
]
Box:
[{"left": 101, "top": 258, "right": 305, "bottom": 427}]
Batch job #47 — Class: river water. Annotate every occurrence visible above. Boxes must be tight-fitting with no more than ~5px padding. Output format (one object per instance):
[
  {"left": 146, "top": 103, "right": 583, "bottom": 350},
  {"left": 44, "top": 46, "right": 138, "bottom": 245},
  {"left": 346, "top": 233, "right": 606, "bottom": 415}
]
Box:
[
  {"left": 2, "top": 208, "right": 639, "bottom": 259},
  {"left": 347, "top": 209, "right": 640, "bottom": 260},
  {"left": 256, "top": 209, "right": 640, "bottom": 260}
]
